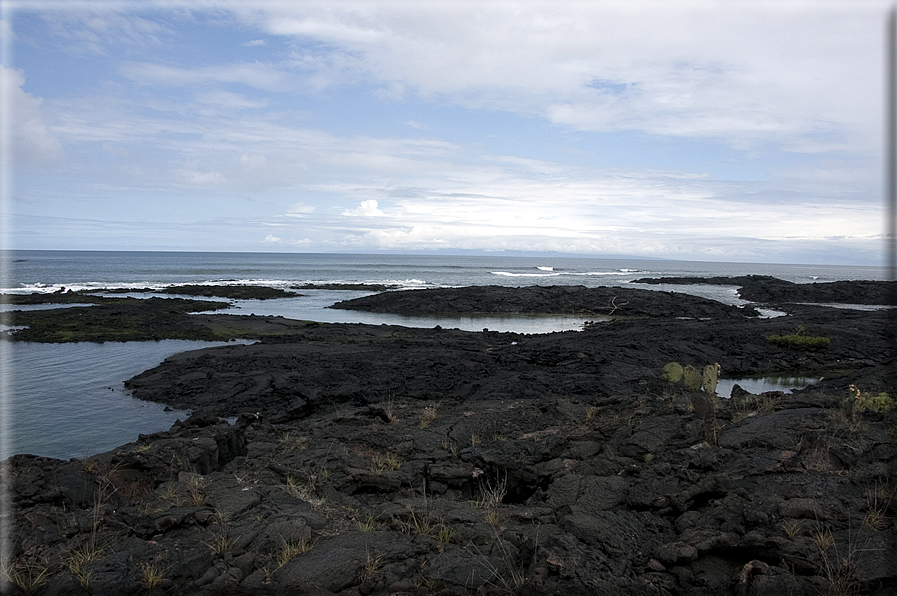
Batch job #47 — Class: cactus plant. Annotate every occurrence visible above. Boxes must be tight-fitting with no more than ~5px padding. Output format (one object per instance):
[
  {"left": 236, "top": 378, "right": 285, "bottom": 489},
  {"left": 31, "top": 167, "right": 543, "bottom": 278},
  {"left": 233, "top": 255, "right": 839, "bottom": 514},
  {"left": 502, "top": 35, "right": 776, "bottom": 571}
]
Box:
[
  {"left": 683, "top": 365, "right": 703, "bottom": 392},
  {"left": 702, "top": 364, "right": 720, "bottom": 395},
  {"left": 662, "top": 362, "right": 683, "bottom": 383},
  {"left": 661, "top": 361, "right": 722, "bottom": 445}
]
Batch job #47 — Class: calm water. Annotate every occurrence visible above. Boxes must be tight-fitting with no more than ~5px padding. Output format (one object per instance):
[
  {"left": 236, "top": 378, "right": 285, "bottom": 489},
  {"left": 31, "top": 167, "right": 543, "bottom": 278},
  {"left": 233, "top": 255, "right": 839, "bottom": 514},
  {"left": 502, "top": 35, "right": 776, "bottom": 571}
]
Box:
[
  {"left": 1, "top": 340, "right": 244, "bottom": 460},
  {"left": 1, "top": 251, "right": 887, "bottom": 460},
  {"left": 716, "top": 375, "right": 825, "bottom": 399}
]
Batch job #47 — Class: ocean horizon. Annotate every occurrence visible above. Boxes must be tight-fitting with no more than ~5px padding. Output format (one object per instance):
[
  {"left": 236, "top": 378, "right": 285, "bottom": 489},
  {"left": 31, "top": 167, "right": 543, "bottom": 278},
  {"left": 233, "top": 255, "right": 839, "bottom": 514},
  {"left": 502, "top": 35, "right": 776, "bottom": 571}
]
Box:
[{"left": 2, "top": 250, "right": 889, "bottom": 294}]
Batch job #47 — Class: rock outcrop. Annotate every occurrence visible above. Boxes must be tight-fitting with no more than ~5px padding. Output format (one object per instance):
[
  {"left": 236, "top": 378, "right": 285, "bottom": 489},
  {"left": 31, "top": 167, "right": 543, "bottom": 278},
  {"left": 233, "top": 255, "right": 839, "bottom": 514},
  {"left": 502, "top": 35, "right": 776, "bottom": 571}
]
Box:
[{"left": 3, "top": 281, "right": 896, "bottom": 595}]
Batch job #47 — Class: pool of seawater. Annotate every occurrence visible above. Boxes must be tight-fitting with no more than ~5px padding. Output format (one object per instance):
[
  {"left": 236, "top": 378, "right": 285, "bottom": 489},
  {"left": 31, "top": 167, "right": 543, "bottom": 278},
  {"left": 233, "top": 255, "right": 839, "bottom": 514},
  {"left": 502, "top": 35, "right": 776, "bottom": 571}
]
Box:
[
  {"left": 0, "top": 302, "right": 96, "bottom": 311},
  {"left": 716, "top": 375, "right": 824, "bottom": 399},
  {"left": 1, "top": 339, "right": 249, "bottom": 461},
  {"left": 216, "top": 290, "right": 598, "bottom": 333}
]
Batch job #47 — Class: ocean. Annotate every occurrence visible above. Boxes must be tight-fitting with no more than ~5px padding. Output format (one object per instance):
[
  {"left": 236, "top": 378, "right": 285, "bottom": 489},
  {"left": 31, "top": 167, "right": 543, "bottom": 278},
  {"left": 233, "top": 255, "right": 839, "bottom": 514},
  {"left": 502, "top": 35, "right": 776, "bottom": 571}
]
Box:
[{"left": 1, "top": 251, "right": 890, "bottom": 460}]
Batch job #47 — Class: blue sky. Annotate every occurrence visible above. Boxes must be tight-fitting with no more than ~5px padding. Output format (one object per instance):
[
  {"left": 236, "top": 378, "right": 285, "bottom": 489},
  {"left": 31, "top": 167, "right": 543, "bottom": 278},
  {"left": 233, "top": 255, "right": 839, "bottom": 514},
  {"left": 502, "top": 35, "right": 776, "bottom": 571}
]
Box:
[{"left": 0, "top": 0, "right": 891, "bottom": 265}]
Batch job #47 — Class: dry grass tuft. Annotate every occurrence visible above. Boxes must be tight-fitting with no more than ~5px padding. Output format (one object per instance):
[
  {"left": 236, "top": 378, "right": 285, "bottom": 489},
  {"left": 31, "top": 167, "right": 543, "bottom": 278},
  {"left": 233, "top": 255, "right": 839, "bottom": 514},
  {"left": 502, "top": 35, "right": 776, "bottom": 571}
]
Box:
[
  {"left": 138, "top": 559, "right": 166, "bottom": 592},
  {"left": 276, "top": 538, "right": 312, "bottom": 568},
  {"left": 782, "top": 519, "right": 803, "bottom": 538},
  {"left": 362, "top": 549, "right": 385, "bottom": 582},
  {"left": 419, "top": 404, "right": 438, "bottom": 428},
  {"left": 2, "top": 560, "right": 50, "bottom": 596}
]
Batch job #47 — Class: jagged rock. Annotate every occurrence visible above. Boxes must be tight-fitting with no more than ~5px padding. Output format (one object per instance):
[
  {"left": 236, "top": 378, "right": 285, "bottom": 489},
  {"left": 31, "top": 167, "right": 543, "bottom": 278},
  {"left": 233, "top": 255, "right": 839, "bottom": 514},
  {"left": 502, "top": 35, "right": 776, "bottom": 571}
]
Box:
[{"left": 4, "top": 281, "right": 896, "bottom": 595}]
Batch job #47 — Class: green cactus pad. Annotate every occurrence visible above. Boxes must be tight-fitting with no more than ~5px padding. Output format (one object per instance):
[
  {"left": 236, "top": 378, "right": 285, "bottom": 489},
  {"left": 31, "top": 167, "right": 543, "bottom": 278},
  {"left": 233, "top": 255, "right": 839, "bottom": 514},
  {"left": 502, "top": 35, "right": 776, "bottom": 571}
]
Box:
[
  {"left": 683, "top": 365, "right": 703, "bottom": 391},
  {"left": 702, "top": 364, "right": 719, "bottom": 395},
  {"left": 662, "top": 362, "right": 683, "bottom": 383}
]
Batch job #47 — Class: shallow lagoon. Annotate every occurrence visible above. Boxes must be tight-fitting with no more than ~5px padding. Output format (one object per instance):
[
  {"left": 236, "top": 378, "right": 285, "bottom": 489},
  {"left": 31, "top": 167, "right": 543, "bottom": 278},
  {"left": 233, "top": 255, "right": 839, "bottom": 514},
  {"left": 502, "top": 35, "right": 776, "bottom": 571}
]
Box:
[
  {"left": 1, "top": 340, "right": 244, "bottom": 460},
  {"left": 217, "top": 289, "right": 597, "bottom": 334}
]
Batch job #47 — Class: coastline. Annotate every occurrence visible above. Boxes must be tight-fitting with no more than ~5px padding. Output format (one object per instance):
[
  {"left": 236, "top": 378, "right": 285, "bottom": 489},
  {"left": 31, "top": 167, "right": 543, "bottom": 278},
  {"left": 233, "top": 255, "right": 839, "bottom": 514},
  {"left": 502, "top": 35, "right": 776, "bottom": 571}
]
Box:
[{"left": 3, "top": 278, "right": 896, "bottom": 595}]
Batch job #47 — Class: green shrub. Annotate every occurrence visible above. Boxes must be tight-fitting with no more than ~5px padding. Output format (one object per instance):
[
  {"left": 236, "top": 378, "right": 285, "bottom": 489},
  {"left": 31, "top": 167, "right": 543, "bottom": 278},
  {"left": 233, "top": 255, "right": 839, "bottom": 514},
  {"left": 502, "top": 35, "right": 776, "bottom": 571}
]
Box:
[
  {"left": 766, "top": 325, "right": 830, "bottom": 350},
  {"left": 854, "top": 388, "right": 895, "bottom": 413},
  {"left": 843, "top": 385, "right": 895, "bottom": 424}
]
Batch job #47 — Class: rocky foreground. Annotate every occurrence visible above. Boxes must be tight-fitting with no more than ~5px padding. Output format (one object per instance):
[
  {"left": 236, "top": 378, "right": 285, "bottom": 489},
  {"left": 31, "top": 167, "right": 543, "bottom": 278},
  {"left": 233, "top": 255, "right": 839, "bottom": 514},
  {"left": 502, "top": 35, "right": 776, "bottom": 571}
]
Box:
[{"left": 3, "top": 279, "right": 897, "bottom": 595}]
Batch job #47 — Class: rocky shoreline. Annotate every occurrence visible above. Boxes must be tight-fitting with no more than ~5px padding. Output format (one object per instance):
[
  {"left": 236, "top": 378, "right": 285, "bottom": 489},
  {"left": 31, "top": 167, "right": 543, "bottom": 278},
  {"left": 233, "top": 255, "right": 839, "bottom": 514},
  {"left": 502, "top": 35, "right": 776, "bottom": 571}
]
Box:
[
  {"left": 3, "top": 278, "right": 896, "bottom": 595},
  {"left": 631, "top": 275, "right": 897, "bottom": 306}
]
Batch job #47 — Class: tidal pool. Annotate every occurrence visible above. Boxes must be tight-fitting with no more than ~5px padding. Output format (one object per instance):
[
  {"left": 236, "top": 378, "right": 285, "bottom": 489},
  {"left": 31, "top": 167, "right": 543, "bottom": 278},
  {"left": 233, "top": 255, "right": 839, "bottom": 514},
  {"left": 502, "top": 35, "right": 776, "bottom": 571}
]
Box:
[{"left": 716, "top": 375, "right": 823, "bottom": 398}]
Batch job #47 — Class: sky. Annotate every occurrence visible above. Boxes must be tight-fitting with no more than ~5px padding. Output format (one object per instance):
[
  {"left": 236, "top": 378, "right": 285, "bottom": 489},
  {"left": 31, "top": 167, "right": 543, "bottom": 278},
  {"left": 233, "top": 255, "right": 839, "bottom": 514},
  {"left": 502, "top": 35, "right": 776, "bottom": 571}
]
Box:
[{"left": 0, "top": 0, "right": 893, "bottom": 265}]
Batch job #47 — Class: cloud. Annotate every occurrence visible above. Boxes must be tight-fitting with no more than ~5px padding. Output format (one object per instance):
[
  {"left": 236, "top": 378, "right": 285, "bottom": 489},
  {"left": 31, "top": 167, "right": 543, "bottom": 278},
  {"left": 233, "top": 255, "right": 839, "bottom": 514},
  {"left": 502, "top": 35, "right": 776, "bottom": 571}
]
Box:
[
  {"left": 36, "top": 9, "right": 166, "bottom": 55},
  {"left": 181, "top": 169, "right": 224, "bottom": 185},
  {"left": 194, "top": 90, "right": 268, "bottom": 110},
  {"left": 233, "top": 1, "right": 883, "bottom": 151},
  {"left": 263, "top": 234, "right": 281, "bottom": 243},
  {"left": 287, "top": 202, "right": 315, "bottom": 216},
  {"left": 342, "top": 199, "right": 385, "bottom": 217},
  {"left": 119, "top": 61, "right": 290, "bottom": 92},
  {"left": 1, "top": 65, "right": 64, "bottom": 167},
  {"left": 241, "top": 39, "right": 266, "bottom": 47},
  {"left": 0, "top": 18, "right": 13, "bottom": 42}
]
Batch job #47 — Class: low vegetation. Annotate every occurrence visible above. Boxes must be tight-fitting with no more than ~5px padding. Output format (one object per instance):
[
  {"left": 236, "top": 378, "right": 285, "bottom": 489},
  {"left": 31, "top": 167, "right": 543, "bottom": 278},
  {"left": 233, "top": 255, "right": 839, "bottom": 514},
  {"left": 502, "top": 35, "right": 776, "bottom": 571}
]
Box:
[{"left": 766, "top": 325, "right": 831, "bottom": 350}]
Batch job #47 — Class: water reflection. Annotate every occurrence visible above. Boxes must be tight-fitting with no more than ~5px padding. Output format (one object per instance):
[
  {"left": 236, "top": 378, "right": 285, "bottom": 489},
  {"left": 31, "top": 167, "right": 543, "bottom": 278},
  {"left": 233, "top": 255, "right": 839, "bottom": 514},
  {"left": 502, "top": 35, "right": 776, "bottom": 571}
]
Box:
[
  {"left": 717, "top": 375, "right": 823, "bottom": 398},
  {"left": 3, "top": 340, "right": 247, "bottom": 460}
]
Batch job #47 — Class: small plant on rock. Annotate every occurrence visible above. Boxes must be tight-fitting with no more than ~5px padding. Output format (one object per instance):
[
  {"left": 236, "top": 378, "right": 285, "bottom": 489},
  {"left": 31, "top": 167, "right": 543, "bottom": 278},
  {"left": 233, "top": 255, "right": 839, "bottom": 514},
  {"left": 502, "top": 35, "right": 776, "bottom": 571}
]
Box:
[
  {"left": 377, "top": 397, "right": 399, "bottom": 423},
  {"left": 2, "top": 560, "right": 50, "bottom": 596},
  {"left": 282, "top": 474, "right": 325, "bottom": 509},
  {"left": 419, "top": 403, "right": 438, "bottom": 428},
  {"left": 370, "top": 451, "right": 402, "bottom": 474},
  {"left": 362, "top": 549, "right": 385, "bottom": 582},
  {"left": 65, "top": 537, "right": 109, "bottom": 590},
  {"left": 732, "top": 392, "right": 781, "bottom": 423},
  {"left": 437, "top": 523, "right": 454, "bottom": 544},
  {"left": 852, "top": 385, "right": 895, "bottom": 413},
  {"left": 278, "top": 430, "right": 309, "bottom": 450},
  {"left": 862, "top": 481, "right": 892, "bottom": 531},
  {"left": 276, "top": 538, "right": 311, "bottom": 568},
  {"left": 811, "top": 526, "right": 835, "bottom": 551},
  {"left": 766, "top": 325, "right": 830, "bottom": 350},
  {"left": 662, "top": 361, "right": 721, "bottom": 444},
  {"left": 475, "top": 473, "right": 507, "bottom": 510},
  {"left": 441, "top": 439, "right": 459, "bottom": 456},
  {"left": 205, "top": 527, "right": 236, "bottom": 554},
  {"left": 357, "top": 515, "right": 377, "bottom": 532},
  {"left": 138, "top": 559, "right": 166, "bottom": 592},
  {"left": 812, "top": 528, "right": 865, "bottom": 596},
  {"left": 842, "top": 385, "right": 895, "bottom": 426},
  {"left": 782, "top": 519, "right": 803, "bottom": 538},
  {"left": 183, "top": 474, "right": 206, "bottom": 506}
]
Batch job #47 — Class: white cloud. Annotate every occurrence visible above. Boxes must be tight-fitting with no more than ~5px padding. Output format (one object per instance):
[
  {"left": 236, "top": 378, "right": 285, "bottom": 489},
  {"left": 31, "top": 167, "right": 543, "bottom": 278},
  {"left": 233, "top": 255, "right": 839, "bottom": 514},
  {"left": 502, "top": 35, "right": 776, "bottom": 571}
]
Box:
[
  {"left": 119, "top": 61, "right": 290, "bottom": 92},
  {"left": 239, "top": 153, "right": 268, "bottom": 167},
  {"left": 0, "top": 18, "right": 14, "bottom": 42},
  {"left": 1, "top": 65, "right": 64, "bottom": 166},
  {"left": 287, "top": 202, "right": 315, "bottom": 216},
  {"left": 194, "top": 90, "right": 268, "bottom": 110},
  {"left": 263, "top": 234, "right": 281, "bottom": 243},
  {"left": 342, "top": 199, "right": 385, "bottom": 217},
  {"left": 232, "top": 1, "right": 885, "bottom": 150},
  {"left": 36, "top": 9, "right": 166, "bottom": 55},
  {"left": 241, "top": 39, "right": 266, "bottom": 47},
  {"left": 181, "top": 169, "right": 224, "bottom": 185}
]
